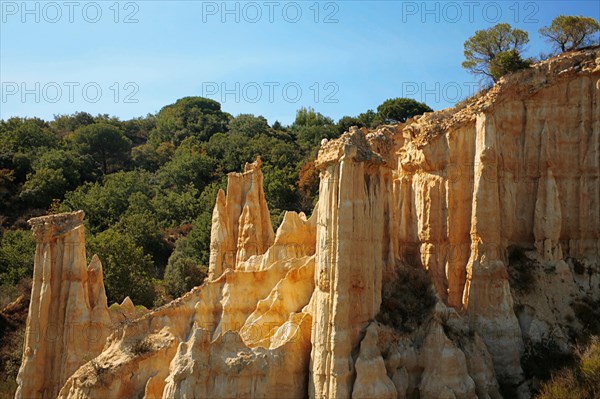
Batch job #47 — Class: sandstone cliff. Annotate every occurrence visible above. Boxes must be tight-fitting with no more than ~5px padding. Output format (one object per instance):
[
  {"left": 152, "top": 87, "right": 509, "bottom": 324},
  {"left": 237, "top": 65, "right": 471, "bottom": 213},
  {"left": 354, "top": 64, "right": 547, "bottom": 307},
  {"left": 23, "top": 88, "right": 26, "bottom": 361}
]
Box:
[{"left": 15, "top": 48, "right": 600, "bottom": 399}]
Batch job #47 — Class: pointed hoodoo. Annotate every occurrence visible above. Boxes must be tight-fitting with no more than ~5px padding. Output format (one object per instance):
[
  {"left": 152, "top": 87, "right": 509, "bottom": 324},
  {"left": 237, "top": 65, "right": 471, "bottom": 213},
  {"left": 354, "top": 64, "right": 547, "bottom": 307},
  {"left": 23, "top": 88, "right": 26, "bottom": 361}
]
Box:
[{"left": 208, "top": 156, "right": 275, "bottom": 279}]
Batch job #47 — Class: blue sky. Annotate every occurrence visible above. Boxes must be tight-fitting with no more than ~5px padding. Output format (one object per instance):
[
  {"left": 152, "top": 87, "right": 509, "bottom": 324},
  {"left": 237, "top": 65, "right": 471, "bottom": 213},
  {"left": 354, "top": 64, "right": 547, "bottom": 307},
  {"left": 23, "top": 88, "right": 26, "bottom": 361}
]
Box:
[{"left": 1, "top": 0, "right": 598, "bottom": 125}]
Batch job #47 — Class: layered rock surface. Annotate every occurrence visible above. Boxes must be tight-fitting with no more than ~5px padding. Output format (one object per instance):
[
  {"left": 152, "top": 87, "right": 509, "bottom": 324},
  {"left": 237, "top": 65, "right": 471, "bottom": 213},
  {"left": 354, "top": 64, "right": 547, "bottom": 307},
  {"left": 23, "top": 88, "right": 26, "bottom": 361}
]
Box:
[
  {"left": 16, "top": 212, "right": 112, "bottom": 399},
  {"left": 15, "top": 48, "right": 600, "bottom": 398}
]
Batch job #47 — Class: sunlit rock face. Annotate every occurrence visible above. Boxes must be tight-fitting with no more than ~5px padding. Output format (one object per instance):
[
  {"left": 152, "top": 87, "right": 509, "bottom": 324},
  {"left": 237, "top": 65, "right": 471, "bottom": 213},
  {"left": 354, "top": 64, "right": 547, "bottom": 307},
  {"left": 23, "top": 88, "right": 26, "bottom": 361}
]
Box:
[
  {"left": 16, "top": 212, "right": 112, "bottom": 399},
  {"left": 16, "top": 48, "right": 600, "bottom": 399}
]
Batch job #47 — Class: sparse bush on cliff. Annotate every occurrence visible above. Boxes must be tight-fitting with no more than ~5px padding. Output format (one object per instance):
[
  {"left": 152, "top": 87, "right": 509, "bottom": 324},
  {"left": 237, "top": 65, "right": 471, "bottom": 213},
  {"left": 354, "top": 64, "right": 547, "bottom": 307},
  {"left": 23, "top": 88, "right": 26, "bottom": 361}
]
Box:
[
  {"left": 571, "top": 297, "right": 600, "bottom": 336},
  {"left": 489, "top": 49, "right": 532, "bottom": 81},
  {"left": 507, "top": 246, "right": 536, "bottom": 294},
  {"left": 128, "top": 338, "right": 154, "bottom": 356},
  {"left": 537, "top": 337, "right": 600, "bottom": 399},
  {"left": 376, "top": 266, "right": 436, "bottom": 332},
  {"left": 522, "top": 337, "right": 575, "bottom": 384}
]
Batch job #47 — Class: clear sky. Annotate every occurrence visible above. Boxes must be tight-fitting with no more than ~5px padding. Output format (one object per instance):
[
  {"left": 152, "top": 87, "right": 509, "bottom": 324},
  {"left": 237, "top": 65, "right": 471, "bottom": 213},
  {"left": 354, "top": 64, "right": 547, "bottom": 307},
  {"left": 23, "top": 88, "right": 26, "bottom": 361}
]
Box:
[{"left": 1, "top": 0, "right": 598, "bottom": 125}]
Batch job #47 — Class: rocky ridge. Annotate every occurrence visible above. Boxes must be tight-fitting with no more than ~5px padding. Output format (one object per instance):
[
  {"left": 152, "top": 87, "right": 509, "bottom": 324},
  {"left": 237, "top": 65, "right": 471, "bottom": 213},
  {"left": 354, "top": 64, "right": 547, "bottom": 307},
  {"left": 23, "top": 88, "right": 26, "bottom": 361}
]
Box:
[{"left": 14, "top": 47, "right": 600, "bottom": 398}]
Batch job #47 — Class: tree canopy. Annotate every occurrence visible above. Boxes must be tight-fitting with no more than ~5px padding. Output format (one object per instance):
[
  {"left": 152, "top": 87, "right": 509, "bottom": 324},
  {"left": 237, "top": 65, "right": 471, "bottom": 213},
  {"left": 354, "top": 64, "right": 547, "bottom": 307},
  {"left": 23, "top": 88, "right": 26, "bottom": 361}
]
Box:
[
  {"left": 72, "top": 123, "right": 132, "bottom": 175},
  {"left": 462, "top": 23, "right": 530, "bottom": 81},
  {"left": 376, "top": 98, "right": 433, "bottom": 124},
  {"left": 540, "top": 15, "right": 600, "bottom": 53},
  {"left": 151, "top": 97, "right": 231, "bottom": 144}
]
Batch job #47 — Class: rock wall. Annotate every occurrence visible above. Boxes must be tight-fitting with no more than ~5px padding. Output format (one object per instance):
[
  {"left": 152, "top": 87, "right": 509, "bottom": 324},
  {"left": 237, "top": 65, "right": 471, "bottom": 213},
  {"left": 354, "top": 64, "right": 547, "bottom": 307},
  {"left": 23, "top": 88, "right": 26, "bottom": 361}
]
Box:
[
  {"left": 15, "top": 48, "right": 600, "bottom": 399},
  {"left": 310, "top": 128, "right": 393, "bottom": 398}
]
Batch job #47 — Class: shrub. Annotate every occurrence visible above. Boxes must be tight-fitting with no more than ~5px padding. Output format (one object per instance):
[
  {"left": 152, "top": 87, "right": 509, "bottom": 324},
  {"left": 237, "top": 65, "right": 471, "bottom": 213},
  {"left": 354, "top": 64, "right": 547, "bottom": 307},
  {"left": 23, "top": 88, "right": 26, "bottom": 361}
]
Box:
[
  {"left": 129, "top": 338, "right": 153, "bottom": 356},
  {"left": 0, "top": 230, "right": 35, "bottom": 286},
  {"left": 568, "top": 257, "right": 586, "bottom": 275},
  {"left": 571, "top": 297, "right": 600, "bottom": 335},
  {"left": 376, "top": 266, "right": 436, "bottom": 332},
  {"left": 522, "top": 337, "right": 575, "bottom": 383},
  {"left": 538, "top": 337, "right": 600, "bottom": 399},
  {"left": 507, "top": 246, "right": 536, "bottom": 294},
  {"left": 163, "top": 256, "right": 207, "bottom": 298},
  {"left": 90, "top": 359, "right": 108, "bottom": 378},
  {"left": 489, "top": 49, "right": 532, "bottom": 81}
]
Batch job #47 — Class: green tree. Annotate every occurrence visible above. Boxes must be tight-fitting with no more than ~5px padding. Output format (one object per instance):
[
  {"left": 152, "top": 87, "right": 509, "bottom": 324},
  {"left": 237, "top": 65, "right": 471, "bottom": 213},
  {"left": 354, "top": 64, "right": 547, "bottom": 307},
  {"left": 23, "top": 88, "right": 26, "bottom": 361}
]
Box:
[
  {"left": 152, "top": 183, "right": 202, "bottom": 227},
  {"left": 0, "top": 118, "right": 57, "bottom": 184},
  {"left": 228, "top": 114, "right": 269, "bottom": 137},
  {"left": 87, "top": 229, "right": 156, "bottom": 307},
  {"left": 337, "top": 116, "right": 365, "bottom": 134},
  {"left": 0, "top": 118, "right": 56, "bottom": 151},
  {"left": 337, "top": 110, "right": 384, "bottom": 133},
  {"left": 19, "top": 148, "right": 100, "bottom": 208},
  {"left": 115, "top": 211, "right": 170, "bottom": 270},
  {"left": 51, "top": 112, "right": 95, "bottom": 136},
  {"left": 120, "top": 114, "right": 157, "bottom": 145},
  {"left": 377, "top": 98, "right": 433, "bottom": 124},
  {"left": 540, "top": 15, "right": 600, "bottom": 53},
  {"left": 151, "top": 97, "right": 230, "bottom": 144},
  {"left": 488, "top": 49, "right": 532, "bottom": 81},
  {"left": 62, "top": 170, "right": 154, "bottom": 232},
  {"left": 297, "top": 161, "right": 319, "bottom": 214},
  {"left": 263, "top": 166, "right": 297, "bottom": 216},
  {"left": 131, "top": 142, "right": 174, "bottom": 172},
  {"left": 291, "top": 107, "right": 339, "bottom": 148},
  {"left": 0, "top": 229, "right": 35, "bottom": 285},
  {"left": 462, "top": 23, "right": 529, "bottom": 81},
  {"left": 72, "top": 123, "right": 132, "bottom": 174},
  {"left": 19, "top": 168, "right": 68, "bottom": 207},
  {"left": 156, "top": 137, "right": 216, "bottom": 192},
  {"left": 163, "top": 255, "right": 207, "bottom": 298}
]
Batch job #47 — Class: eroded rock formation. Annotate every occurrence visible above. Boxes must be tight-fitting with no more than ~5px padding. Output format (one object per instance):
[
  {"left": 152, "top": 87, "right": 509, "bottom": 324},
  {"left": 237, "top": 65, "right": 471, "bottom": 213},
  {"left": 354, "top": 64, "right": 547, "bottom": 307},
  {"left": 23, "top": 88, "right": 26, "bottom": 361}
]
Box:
[
  {"left": 16, "top": 212, "right": 112, "bottom": 399},
  {"left": 15, "top": 48, "right": 600, "bottom": 398}
]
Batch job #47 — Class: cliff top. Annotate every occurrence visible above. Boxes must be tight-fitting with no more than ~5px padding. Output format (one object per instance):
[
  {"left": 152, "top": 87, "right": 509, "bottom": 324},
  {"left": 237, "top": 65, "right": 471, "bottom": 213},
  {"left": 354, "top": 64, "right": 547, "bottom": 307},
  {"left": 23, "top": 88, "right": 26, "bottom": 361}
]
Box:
[{"left": 402, "top": 47, "right": 600, "bottom": 147}]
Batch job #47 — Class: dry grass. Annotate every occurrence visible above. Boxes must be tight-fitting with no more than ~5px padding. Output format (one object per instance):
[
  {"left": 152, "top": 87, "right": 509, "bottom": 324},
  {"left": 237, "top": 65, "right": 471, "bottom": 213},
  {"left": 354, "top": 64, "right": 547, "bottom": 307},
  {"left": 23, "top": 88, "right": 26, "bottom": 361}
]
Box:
[{"left": 537, "top": 337, "right": 600, "bottom": 399}]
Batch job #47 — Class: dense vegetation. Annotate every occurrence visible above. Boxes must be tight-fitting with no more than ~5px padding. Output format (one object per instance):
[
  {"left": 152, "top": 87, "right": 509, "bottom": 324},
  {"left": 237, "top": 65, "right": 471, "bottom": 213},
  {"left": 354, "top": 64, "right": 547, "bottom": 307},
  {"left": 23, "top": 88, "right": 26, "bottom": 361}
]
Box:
[{"left": 0, "top": 97, "right": 432, "bottom": 307}]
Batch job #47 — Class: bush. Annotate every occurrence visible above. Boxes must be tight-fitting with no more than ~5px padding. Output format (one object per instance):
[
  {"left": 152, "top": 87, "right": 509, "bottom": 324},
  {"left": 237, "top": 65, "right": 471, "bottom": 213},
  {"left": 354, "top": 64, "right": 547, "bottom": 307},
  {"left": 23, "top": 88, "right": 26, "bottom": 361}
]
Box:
[
  {"left": 568, "top": 257, "right": 586, "bottom": 275},
  {"left": 128, "top": 338, "right": 153, "bottom": 356},
  {"left": 538, "top": 337, "right": 600, "bottom": 399},
  {"left": 0, "top": 229, "right": 35, "bottom": 286},
  {"left": 489, "top": 49, "right": 531, "bottom": 81},
  {"left": 376, "top": 266, "right": 436, "bottom": 332},
  {"left": 522, "top": 337, "right": 575, "bottom": 383},
  {"left": 87, "top": 229, "right": 156, "bottom": 307},
  {"left": 571, "top": 297, "right": 600, "bottom": 335},
  {"left": 507, "top": 246, "right": 536, "bottom": 294},
  {"left": 163, "top": 256, "right": 207, "bottom": 298}
]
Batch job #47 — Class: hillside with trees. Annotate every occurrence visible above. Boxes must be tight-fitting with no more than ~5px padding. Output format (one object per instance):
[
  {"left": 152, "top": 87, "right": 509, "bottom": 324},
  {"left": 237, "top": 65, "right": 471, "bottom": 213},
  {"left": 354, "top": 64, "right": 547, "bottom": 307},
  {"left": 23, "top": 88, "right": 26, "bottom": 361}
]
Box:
[{"left": 0, "top": 97, "right": 433, "bottom": 307}]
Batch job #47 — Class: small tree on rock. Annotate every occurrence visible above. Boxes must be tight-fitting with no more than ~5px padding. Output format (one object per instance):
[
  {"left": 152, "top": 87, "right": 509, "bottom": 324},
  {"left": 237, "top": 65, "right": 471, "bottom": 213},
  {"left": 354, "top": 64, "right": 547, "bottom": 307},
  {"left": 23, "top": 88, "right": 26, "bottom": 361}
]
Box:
[
  {"left": 462, "top": 23, "right": 529, "bottom": 81},
  {"left": 376, "top": 98, "right": 432, "bottom": 124},
  {"left": 540, "top": 15, "right": 600, "bottom": 53}
]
